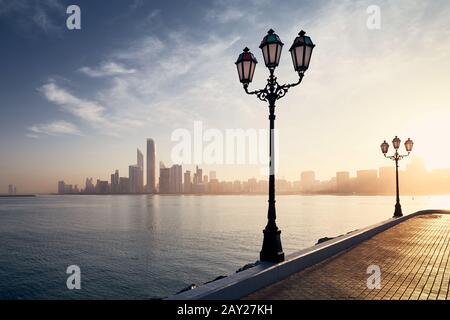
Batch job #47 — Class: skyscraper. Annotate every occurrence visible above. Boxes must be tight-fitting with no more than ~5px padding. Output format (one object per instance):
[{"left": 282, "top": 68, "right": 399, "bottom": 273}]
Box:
[
  {"left": 110, "top": 170, "right": 119, "bottom": 193},
  {"left": 58, "top": 181, "right": 65, "bottom": 194},
  {"left": 159, "top": 162, "right": 170, "bottom": 194},
  {"left": 183, "top": 170, "right": 192, "bottom": 193},
  {"left": 137, "top": 148, "right": 144, "bottom": 192},
  {"left": 130, "top": 149, "right": 144, "bottom": 193},
  {"left": 129, "top": 165, "right": 140, "bottom": 193},
  {"left": 146, "top": 139, "right": 156, "bottom": 193},
  {"left": 169, "top": 164, "right": 183, "bottom": 194}
]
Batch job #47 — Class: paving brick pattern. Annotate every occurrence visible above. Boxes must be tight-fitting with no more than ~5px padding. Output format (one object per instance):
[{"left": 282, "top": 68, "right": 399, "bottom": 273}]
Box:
[{"left": 245, "top": 214, "right": 450, "bottom": 300}]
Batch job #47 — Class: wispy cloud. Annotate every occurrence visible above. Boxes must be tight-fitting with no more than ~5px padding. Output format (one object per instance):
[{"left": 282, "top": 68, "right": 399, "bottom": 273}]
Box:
[
  {"left": 79, "top": 62, "right": 137, "bottom": 78},
  {"left": 28, "top": 120, "right": 82, "bottom": 137},
  {"left": 205, "top": 7, "right": 244, "bottom": 24},
  {"left": 0, "top": 0, "right": 65, "bottom": 34},
  {"left": 39, "top": 82, "right": 107, "bottom": 125},
  {"left": 39, "top": 82, "right": 145, "bottom": 135}
]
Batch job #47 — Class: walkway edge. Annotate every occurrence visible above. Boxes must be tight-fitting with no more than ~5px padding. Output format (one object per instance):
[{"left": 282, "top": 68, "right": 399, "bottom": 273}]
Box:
[{"left": 166, "top": 209, "right": 450, "bottom": 300}]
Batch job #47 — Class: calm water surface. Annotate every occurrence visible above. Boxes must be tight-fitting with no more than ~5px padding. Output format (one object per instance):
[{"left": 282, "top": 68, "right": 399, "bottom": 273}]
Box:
[{"left": 0, "top": 194, "right": 449, "bottom": 299}]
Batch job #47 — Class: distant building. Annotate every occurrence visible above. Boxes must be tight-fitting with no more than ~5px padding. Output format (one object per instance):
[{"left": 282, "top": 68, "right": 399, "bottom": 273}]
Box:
[
  {"left": 159, "top": 162, "right": 170, "bottom": 194},
  {"left": 248, "top": 178, "right": 257, "bottom": 193},
  {"left": 336, "top": 171, "right": 350, "bottom": 193},
  {"left": 379, "top": 167, "right": 395, "bottom": 194},
  {"left": 169, "top": 164, "right": 182, "bottom": 193},
  {"left": 196, "top": 166, "right": 203, "bottom": 184},
  {"left": 183, "top": 170, "right": 192, "bottom": 193},
  {"left": 146, "top": 139, "right": 156, "bottom": 193},
  {"left": 110, "top": 170, "right": 119, "bottom": 193},
  {"left": 129, "top": 149, "right": 144, "bottom": 193},
  {"left": 300, "top": 171, "right": 316, "bottom": 192},
  {"left": 85, "top": 178, "right": 95, "bottom": 193},
  {"left": 232, "top": 180, "right": 241, "bottom": 193},
  {"left": 356, "top": 170, "right": 378, "bottom": 194},
  {"left": 119, "top": 177, "right": 130, "bottom": 193},
  {"left": 95, "top": 180, "right": 109, "bottom": 194},
  {"left": 58, "top": 181, "right": 65, "bottom": 194},
  {"left": 209, "top": 178, "right": 220, "bottom": 193},
  {"left": 129, "top": 165, "right": 141, "bottom": 193},
  {"left": 209, "top": 171, "right": 217, "bottom": 180}
]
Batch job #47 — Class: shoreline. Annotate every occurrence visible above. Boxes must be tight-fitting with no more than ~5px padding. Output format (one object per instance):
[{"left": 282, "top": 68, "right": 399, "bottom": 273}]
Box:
[{"left": 29, "top": 193, "right": 450, "bottom": 197}]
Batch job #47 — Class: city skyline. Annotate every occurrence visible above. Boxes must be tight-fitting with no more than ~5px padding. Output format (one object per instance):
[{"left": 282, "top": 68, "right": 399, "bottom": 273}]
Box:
[
  {"left": 52, "top": 137, "right": 450, "bottom": 196},
  {"left": 1, "top": 1, "right": 450, "bottom": 193}
]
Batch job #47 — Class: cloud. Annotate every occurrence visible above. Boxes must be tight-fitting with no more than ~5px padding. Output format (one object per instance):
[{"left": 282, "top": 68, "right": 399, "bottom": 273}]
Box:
[
  {"left": 39, "top": 82, "right": 107, "bottom": 125},
  {"left": 38, "top": 81, "right": 145, "bottom": 135},
  {"left": 79, "top": 62, "right": 137, "bottom": 78},
  {"left": 28, "top": 120, "right": 82, "bottom": 137},
  {"left": 0, "top": 0, "right": 65, "bottom": 34},
  {"left": 205, "top": 7, "right": 244, "bottom": 23}
]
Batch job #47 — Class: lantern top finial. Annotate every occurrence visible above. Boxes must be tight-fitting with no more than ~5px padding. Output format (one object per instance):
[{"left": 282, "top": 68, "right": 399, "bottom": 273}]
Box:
[
  {"left": 259, "top": 29, "right": 283, "bottom": 48},
  {"left": 299, "top": 30, "right": 306, "bottom": 36}
]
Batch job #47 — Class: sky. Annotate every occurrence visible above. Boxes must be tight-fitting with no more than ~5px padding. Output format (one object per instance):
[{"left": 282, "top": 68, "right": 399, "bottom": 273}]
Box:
[{"left": 0, "top": 0, "right": 450, "bottom": 193}]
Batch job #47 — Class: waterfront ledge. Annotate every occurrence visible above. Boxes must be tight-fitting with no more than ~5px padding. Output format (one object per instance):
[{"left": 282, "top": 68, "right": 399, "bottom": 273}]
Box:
[{"left": 166, "top": 209, "right": 450, "bottom": 300}]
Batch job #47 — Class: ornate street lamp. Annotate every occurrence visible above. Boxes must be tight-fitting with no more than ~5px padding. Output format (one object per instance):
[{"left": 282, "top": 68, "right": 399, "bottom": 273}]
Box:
[
  {"left": 235, "top": 29, "right": 315, "bottom": 263},
  {"left": 380, "top": 136, "right": 414, "bottom": 218}
]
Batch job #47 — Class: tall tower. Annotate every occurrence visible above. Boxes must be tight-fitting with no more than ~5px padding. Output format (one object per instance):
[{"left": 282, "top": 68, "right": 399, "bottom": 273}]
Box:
[
  {"left": 146, "top": 139, "right": 156, "bottom": 193},
  {"left": 137, "top": 148, "right": 144, "bottom": 193}
]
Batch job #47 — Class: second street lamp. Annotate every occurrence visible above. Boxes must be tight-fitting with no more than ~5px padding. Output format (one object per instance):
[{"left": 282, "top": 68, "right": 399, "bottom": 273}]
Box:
[
  {"left": 380, "top": 136, "right": 414, "bottom": 218},
  {"left": 235, "top": 29, "right": 315, "bottom": 263}
]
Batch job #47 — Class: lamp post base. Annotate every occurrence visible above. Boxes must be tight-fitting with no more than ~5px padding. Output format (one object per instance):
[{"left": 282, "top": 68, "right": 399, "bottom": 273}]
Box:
[
  {"left": 260, "top": 228, "right": 285, "bottom": 263},
  {"left": 393, "top": 203, "right": 403, "bottom": 218}
]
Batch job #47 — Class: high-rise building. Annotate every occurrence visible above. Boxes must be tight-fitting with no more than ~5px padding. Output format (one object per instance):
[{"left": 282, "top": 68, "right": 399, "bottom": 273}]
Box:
[
  {"left": 196, "top": 166, "right": 203, "bottom": 184},
  {"left": 129, "top": 165, "right": 140, "bottom": 193},
  {"left": 146, "top": 139, "right": 156, "bottom": 193},
  {"left": 119, "top": 177, "right": 130, "bottom": 193},
  {"left": 159, "top": 162, "right": 170, "bottom": 193},
  {"left": 137, "top": 148, "right": 144, "bottom": 192},
  {"left": 8, "top": 184, "right": 17, "bottom": 195},
  {"left": 85, "top": 178, "right": 95, "bottom": 193},
  {"left": 183, "top": 170, "right": 192, "bottom": 193},
  {"left": 336, "top": 171, "right": 350, "bottom": 193},
  {"left": 58, "top": 181, "right": 65, "bottom": 194},
  {"left": 209, "top": 171, "right": 217, "bottom": 180},
  {"left": 169, "top": 164, "right": 183, "bottom": 193},
  {"left": 95, "top": 180, "right": 109, "bottom": 194},
  {"left": 110, "top": 170, "right": 119, "bottom": 193},
  {"left": 129, "top": 149, "right": 144, "bottom": 193},
  {"left": 300, "top": 171, "right": 316, "bottom": 192}
]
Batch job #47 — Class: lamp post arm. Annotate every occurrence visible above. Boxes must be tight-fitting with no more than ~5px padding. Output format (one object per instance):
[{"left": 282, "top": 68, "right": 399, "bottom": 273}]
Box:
[
  {"left": 243, "top": 84, "right": 269, "bottom": 102},
  {"left": 384, "top": 151, "right": 410, "bottom": 161},
  {"left": 276, "top": 73, "right": 304, "bottom": 100}
]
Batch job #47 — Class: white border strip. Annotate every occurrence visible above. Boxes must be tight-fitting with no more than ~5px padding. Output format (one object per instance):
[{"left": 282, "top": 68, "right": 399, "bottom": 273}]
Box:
[{"left": 167, "top": 209, "right": 450, "bottom": 300}]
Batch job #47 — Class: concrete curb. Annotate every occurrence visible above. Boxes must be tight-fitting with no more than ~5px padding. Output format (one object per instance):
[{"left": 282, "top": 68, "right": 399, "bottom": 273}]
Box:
[{"left": 166, "top": 209, "right": 450, "bottom": 300}]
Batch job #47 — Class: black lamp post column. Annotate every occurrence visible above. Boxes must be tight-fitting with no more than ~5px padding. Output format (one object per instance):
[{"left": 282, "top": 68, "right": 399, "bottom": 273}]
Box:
[
  {"left": 261, "top": 69, "right": 284, "bottom": 262},
  {"left": 394, "top": 154, "right": 402, "bottom": 217}
]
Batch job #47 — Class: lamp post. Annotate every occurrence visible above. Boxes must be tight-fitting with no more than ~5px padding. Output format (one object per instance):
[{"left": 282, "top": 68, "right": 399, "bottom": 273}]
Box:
[
  {"left": 235, "top": 29, "right": 315, "bottom": 263},
  {"left": 380, "top": 137, "right": 414, "bottom": 218}
]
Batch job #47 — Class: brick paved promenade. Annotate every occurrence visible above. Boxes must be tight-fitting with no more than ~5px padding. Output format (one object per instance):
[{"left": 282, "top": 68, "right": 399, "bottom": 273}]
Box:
[{"left": 246, "top": 214, "right": 450, "bottom": 300}]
